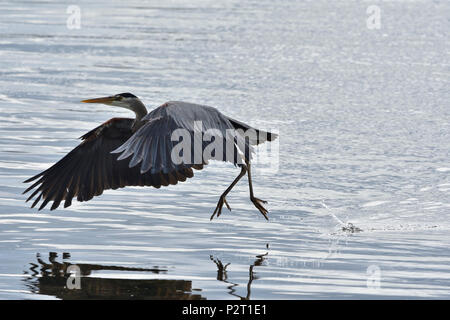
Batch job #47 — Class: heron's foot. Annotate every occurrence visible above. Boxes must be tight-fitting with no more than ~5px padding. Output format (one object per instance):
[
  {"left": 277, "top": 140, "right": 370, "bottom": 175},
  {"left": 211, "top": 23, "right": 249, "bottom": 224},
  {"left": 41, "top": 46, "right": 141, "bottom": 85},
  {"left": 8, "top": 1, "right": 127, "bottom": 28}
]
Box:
[
  {"left": 210, "top": 196, "right": 232, "bottom": 220},
  {"left": 251, "top": 197, "right": 269, "bottom": 220}
]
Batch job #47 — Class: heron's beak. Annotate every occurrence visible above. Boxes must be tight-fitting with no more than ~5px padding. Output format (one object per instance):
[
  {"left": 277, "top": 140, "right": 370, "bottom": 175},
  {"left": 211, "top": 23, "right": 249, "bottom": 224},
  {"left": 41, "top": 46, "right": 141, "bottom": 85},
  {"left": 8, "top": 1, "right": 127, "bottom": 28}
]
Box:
[{"left": 81, "top": 96, "right": 117, "bottom": 104}]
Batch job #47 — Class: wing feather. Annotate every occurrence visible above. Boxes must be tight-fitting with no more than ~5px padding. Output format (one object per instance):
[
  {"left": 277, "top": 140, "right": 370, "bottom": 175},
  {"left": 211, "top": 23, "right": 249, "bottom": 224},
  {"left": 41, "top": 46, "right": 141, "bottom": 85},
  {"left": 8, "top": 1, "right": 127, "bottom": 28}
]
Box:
[
  {"left": 23, "top": 117, "right": 198, "bottom": 210},
  {"left": 112, "top": 101, "right": 254, "bottom": 175}
]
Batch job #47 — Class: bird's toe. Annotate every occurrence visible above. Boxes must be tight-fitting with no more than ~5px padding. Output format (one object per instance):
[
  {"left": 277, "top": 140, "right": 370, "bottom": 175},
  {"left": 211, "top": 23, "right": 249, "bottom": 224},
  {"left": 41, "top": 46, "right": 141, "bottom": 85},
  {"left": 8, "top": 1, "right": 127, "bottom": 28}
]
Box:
[
  {"left": 251, "top": 197, "right": 269, "bottom": 220},
  {"left": 210, "top": 196, "right": 228, "bottom": 220}
]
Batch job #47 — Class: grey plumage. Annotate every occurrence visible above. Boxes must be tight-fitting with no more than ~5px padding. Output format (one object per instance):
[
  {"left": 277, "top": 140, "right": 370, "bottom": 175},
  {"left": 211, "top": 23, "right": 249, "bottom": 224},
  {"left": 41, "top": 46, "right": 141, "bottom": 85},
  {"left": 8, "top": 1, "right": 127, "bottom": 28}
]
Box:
[{"left": 112, "top": 101, "right": 253, "bottom": 175}]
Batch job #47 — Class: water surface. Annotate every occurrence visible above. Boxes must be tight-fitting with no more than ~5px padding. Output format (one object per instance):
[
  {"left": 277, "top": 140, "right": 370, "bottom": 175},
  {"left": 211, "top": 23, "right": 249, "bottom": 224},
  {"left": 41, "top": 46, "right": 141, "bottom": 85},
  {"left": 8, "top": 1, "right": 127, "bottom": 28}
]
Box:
[{"left": 0, "top": 0, "right": 449, "bottom": 299}]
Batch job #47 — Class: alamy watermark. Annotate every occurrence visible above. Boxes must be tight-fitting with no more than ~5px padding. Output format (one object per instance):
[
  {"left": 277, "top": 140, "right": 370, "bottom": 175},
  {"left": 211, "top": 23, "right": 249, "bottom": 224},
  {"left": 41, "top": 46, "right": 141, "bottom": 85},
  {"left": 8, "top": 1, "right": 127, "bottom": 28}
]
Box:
[
  {"left": 169, "top": 121, "right": 279, "bottom": 173},
  {"left": 66, "top": 5, "right": 81, "bottom": 30},
  {"left": 366, "top": 265, "right": 381, "bottom": 291},
  {"left": 366, "top": 5, "right": 381, "bottom": 30},
  {"left": 66, "top": 264, "right": 81, "bottom": 290}
]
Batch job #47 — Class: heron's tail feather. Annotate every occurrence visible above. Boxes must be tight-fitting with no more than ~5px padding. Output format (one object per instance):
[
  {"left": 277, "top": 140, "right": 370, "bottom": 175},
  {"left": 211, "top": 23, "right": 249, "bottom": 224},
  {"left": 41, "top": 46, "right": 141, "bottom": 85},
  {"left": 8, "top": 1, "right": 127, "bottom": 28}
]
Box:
[{"left": 227, "top": 117, "right": 278, "bottom": 145}]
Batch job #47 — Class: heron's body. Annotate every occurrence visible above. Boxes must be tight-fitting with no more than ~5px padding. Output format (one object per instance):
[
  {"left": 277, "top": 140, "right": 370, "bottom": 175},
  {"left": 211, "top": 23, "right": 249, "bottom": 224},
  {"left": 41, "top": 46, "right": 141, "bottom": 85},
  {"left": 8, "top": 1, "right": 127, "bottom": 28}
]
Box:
[{"left": 23, "top": 94, "right": 277, "bottom": 220}]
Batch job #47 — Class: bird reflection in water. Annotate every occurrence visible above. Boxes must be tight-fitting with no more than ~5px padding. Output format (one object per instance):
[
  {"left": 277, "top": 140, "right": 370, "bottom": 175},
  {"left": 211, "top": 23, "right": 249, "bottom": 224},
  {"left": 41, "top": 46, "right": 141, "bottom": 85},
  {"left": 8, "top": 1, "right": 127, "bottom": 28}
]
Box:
[
  {"left": 210, "top": 251, "right": 268, "bottom": 300},
  {"left": 23, "top": 252, "right": 204, "bottom": 300},
  {"left": 24, "top": 251, "right": 268, "bottom": 300}
]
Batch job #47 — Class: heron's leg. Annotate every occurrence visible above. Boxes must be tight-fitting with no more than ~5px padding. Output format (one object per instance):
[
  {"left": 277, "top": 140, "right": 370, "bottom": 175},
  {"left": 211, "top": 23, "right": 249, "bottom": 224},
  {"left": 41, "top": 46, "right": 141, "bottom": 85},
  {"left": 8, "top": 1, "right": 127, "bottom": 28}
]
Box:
[
  {"left": 246, "top": 161, "right": 268, "bottom": 220},
  {"left": 210, "top": 165, "right": 247, "bottom": 220}
]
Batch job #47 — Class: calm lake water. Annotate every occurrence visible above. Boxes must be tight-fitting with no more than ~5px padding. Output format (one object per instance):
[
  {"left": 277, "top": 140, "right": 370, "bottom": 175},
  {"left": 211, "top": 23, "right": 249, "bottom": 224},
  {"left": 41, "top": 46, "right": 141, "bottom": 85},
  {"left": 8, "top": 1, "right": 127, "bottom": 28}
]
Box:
[{"left": 0, "top": 0, "right": 449, "bottom": 299}]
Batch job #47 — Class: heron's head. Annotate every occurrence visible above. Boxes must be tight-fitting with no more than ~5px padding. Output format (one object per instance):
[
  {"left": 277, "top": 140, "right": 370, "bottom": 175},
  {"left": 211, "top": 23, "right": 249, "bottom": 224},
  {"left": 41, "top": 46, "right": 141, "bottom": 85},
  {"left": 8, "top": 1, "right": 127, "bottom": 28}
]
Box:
[
  {"left": 81, "top": 92, "right": 140, "bottom": 110},
  {"left": 81, "top": 92, "right": 148, "bottom": 121}
]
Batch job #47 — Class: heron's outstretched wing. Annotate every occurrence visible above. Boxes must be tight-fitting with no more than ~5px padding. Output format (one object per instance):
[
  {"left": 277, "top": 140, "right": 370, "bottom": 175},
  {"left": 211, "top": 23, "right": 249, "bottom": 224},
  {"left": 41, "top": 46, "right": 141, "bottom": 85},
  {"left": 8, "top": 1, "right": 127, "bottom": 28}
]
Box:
[
  {"left": 112, "top": 101, "right": 253, "bottom": 175},
  {"left": 23, "top": 117, "right": 195, "bottom": 211}
]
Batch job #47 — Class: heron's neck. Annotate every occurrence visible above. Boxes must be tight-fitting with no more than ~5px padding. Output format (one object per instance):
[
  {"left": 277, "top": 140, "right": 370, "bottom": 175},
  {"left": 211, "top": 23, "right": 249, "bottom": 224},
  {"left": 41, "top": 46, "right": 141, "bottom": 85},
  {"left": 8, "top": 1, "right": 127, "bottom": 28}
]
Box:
[
  {"left": 130, "top": 99, "right": 148, "bottom": 121},
  {"left": 129, "top": 99, "right": 148, "bottom": 130}
]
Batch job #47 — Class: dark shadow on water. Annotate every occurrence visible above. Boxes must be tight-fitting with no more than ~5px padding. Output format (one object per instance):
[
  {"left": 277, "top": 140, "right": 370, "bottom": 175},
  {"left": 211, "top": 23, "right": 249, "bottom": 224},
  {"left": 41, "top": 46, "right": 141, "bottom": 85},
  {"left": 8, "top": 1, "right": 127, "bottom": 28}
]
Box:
[
  {"left": 23, "top": 251, "right": 268, "bottom": 300},
  {"left": 23, "top": 252, "right": 204, "bottom": 300}
]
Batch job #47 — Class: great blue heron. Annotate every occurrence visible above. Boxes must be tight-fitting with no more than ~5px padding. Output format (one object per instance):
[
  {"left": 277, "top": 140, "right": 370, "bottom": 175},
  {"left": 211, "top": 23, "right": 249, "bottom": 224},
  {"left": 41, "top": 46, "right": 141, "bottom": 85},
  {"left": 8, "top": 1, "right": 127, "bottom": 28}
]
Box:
[{"left": 23, "top": 93, "right": 278, "bottom": 220}]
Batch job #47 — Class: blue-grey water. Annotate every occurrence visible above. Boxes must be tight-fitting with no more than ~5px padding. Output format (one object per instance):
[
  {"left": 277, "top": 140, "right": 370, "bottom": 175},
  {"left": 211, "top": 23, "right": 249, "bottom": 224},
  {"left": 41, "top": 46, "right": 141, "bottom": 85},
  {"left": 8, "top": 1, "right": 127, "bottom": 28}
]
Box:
[{"left": 0, "top": 0, "right": 449, "bottom": 299}]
